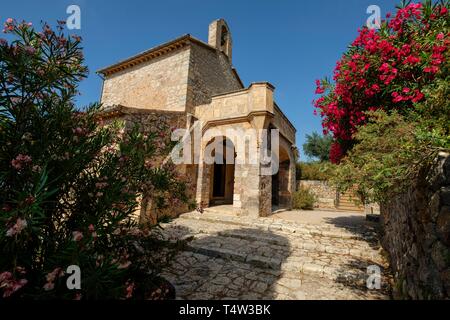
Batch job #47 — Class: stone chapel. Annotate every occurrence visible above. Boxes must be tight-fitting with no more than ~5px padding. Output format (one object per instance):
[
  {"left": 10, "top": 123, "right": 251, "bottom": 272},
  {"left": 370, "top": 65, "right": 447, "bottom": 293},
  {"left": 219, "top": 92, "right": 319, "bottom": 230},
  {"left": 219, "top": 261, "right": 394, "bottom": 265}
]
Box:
[{"left": 97, "top": 19, "right": 297, "bottom": 221}]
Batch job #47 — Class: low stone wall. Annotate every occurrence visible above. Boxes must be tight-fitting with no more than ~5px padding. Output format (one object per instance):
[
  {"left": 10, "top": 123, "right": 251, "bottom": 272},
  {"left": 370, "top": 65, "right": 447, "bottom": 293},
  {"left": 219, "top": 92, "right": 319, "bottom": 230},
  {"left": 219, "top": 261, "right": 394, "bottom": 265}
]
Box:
[
  {"left": 380, "top": 152, "right": 450, "bottom": 299},
  {"left": 298, "top": 180, "right": 336, "bottom": 210}
]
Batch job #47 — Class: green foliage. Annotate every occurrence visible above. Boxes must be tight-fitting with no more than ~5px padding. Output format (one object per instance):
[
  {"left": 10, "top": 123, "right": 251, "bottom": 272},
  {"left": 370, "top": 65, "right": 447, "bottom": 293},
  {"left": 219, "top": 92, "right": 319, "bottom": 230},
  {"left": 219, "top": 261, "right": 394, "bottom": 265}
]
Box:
[
  {"left": 296, "top": 162, "right": 334, "bottom": 181},
  {"left": 332, "top": 107, "right": 449, "bottom": 203},
  {"left": 293, "top": 186, "right": 316, "bottom": 210},
  {"left": 326, "top": 1, "right": 450, "bottom": 202},
  {"left": 302, "top": 132, "right": 333, "bottom": 162},
  {"left": 314, "top": 0, "right": 449, "bottom": 163},
  {"left": 0, "top": 20, "right": 189, "bottom": 299}
]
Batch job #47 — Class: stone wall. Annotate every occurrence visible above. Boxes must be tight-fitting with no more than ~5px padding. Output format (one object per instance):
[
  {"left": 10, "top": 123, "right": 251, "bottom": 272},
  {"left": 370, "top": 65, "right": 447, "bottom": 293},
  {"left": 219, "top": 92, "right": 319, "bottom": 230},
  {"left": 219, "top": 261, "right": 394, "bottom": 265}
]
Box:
[
  {"left": 100, "top": 106, "right": 196, "bottom": 224},
  {"left": 380, "top": 152, "right": 450, "bottom": 299},
  {"left": 186, "top": 43, "right": 242, "bottom": 111},
  {"left": 101, "top": 47, "right": 191, "bottom": 111},
  {"left": 298, "top": 180, "right": 336, "bottom": 210}
]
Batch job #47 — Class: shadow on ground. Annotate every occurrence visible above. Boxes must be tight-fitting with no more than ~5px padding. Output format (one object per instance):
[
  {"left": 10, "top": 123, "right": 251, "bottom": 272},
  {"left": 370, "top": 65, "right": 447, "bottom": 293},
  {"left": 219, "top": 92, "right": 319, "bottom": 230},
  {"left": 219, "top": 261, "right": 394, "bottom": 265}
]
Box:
[
  {"left": 323, "top": 215, "right": 392, "bottom": 298},
  {"left": 158, "top": 224, "right": 293, "bottom": 300},
  {"left": 334, "top": 257, "right": 393, "bottom": 299},
  {"left": 323, "top": 215, "right": 381, "bottom": 249}
]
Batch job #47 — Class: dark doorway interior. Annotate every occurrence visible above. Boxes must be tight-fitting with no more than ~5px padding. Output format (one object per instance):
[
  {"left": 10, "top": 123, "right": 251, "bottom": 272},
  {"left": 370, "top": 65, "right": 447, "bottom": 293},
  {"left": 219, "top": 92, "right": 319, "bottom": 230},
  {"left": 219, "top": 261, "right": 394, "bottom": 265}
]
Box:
[
  {"left": 272, "top": 172, "right": 279, "bottom": 206},
  {"left": 213, "top": 162, "right": 226, "bottom": 198}
]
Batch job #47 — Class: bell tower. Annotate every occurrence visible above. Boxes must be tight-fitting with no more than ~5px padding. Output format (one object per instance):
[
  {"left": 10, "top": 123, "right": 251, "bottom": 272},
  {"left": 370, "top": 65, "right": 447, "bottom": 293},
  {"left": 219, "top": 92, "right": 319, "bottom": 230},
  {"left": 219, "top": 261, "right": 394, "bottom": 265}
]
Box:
[{"left": 208, "top": 19, "right": 232, "bottom": 61}]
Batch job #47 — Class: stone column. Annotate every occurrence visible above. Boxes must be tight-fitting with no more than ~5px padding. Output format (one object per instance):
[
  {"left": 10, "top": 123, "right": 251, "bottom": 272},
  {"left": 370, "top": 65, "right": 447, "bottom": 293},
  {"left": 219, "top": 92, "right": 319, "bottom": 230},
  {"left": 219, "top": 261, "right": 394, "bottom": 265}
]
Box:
[{"left": 195, "top": 145, "right": 210, "bottom": 208}]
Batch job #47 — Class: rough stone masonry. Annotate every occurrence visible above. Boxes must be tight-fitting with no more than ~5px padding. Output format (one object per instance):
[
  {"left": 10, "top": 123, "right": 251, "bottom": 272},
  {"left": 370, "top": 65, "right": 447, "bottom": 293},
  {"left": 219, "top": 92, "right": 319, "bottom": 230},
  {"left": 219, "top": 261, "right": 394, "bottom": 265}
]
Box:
[{"left": 381, "top": 152, "right": 450, "bottom": 299}]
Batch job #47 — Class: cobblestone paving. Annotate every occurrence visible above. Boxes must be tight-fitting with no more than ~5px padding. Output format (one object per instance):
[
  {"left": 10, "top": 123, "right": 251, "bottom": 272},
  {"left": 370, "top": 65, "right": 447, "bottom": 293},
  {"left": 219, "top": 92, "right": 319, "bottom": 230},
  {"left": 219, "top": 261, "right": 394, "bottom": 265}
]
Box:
[{"left": 160, "top": 210, "right": 392, "bottom": 300}]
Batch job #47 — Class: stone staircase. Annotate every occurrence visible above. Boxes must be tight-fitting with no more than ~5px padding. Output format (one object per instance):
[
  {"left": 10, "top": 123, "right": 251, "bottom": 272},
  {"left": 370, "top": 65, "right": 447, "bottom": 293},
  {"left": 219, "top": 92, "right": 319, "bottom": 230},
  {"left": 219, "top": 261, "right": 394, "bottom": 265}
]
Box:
[
  {"left": 336, "top": 190, "right": 364, "bottom": 212},
  {"left": 159, "top": 209, "right": 391, "bottom": 299}
]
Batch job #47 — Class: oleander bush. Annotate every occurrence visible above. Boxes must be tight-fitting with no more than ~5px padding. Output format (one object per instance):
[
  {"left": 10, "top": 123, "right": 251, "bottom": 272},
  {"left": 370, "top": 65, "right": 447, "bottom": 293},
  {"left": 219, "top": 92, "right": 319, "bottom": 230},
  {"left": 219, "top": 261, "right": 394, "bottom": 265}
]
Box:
[
  {"left": 314, "top": 0, "right": 449, "bottom": 201},
  {"left": 0, "top": 19, "right": 189, "bottom": 299}
]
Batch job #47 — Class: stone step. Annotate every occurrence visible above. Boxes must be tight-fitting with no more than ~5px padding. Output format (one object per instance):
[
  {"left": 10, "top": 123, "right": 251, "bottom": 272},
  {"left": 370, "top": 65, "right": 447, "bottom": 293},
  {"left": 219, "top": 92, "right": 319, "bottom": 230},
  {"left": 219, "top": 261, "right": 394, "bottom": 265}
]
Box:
[
  {"left": 336, "top": 206, "right": 364, "bottom": 212},
  {"left": 184, "top": 236, "right": 383, "bottom": 281},
  {"left": 162, "top": 251, "right": 391, "bottom": 300},
  {"left": 177, "top": 212, "right": 378, "bottom": 241},
  {"left": 162, "top": 218, "right": 383, "bottom": 261},
  {"left": 216, "top": 229, "right": 381, "bottom": 262},
  {"left": 337, "top": 204, "right": 364, "bottom": 210},
  {"left": 338, "top": 199, "right": 363, "bottom": 206},
  {"left": 339, "top": 195, "right": 361, "bottom": 200},
  {"left": 169, "top": 216, "right": 379, "bottom": 251},
  {"left": 164, "top": 220, "right": 380, "bottom": 261}
]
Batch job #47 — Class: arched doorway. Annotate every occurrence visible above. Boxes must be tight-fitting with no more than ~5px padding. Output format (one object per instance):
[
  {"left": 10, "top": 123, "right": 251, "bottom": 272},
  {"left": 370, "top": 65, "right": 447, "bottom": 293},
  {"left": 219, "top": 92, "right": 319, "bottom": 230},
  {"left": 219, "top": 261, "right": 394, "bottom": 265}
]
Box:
[
  {"left": 272, "top": 145, "right": 291, "bottom": 210},
  {"left": 207, "top": 137, "right": 236, "bottom": 206},
  {"left": 278, "top": 146, "right": 291, "bottom": 208}
]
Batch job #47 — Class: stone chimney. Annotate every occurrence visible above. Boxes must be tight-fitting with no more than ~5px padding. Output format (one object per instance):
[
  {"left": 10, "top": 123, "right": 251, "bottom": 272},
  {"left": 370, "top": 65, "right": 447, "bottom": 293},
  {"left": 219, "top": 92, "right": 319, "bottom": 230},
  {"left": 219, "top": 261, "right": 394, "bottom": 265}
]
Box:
[{"left": 208, "top": 19, "right": 232, "bottom": 61}]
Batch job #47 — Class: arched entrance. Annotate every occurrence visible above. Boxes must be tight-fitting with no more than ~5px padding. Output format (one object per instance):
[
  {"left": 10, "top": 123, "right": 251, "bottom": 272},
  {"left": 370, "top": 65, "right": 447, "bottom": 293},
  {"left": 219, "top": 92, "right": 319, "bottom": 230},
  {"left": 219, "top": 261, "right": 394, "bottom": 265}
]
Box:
[
  {"left": 207, "top": 137, "right": 236, "bottom": 206},
  {"left": 272, "top": 145, "right": 292, "bottom": 210}
]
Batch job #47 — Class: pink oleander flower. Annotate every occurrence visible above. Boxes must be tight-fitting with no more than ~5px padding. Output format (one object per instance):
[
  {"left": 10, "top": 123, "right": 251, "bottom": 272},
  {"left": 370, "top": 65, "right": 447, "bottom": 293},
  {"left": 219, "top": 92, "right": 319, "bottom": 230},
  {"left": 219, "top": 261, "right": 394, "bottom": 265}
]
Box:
[
  {"left": 6, "top": 218, "right": 27, "bottom": 237},
  {"left": 45, "top": 268, "right": 63, "bottom": 283},
  {"left": 72, "top": 231, "right": 83, "bottom": 242},
  {"left": 125, "top": 282, "right": 135, "bottom": 299},
  {"left": 95, "top": 182, "right": 108, "bottom": 189},
  {"left": 11, "top": 154, "right": 32, "bottom": 170},
  {"left": 43, "top": 282, "right": 55, "bottom": 291},
  {"left": 0, "top": 271, "right": 12, "bottom": 282},
  {"left": 1, "top": 271, "right": 27, "bottom": 298},
  {"left": 24, "top": 46, "right": 36, "bottom": 55},
  {"left": 118, "top": 261, "right": 131, "bottom": 269}
]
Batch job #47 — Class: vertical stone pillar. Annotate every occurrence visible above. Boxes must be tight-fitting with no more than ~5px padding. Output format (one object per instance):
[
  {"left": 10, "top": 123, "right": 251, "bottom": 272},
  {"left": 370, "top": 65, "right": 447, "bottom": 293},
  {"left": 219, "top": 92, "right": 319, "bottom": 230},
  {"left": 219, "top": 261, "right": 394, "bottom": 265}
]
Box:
[
  {"left": 288, "top": 154, "right": 296, "bottom": 209},
  {"left": 237, "top": 113, "right": 272, "bottom": 218},
  {"left": 195, "top": 145, "right": 210, "bottom": 208}
]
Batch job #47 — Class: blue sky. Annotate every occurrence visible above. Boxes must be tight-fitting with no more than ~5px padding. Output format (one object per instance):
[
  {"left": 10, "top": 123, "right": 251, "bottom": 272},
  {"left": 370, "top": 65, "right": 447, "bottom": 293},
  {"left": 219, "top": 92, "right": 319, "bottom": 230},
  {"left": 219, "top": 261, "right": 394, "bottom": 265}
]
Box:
[{"left": 1, "top": 0, "right": 399, "bottom": 160}]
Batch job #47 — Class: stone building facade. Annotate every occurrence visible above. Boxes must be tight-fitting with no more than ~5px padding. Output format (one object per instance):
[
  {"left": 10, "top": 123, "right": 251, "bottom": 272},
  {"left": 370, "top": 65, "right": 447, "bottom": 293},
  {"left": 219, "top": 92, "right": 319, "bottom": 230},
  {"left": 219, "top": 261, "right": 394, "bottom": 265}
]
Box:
[{"left": 97, "top": 19, "right": 296, "bottom": 220}]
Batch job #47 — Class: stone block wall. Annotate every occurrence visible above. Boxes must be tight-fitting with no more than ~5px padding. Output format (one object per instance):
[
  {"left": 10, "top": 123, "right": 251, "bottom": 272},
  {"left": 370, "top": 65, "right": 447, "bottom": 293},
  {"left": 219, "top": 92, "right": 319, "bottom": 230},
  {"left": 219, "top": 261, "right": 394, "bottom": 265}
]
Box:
[
  {"left": 187, "top": 43, "right": 242, "bottom": 111},
  {"left": 380, "top": 152, "right": 450, "bottom": 299},
  {"left": 101, "top": 47, "right": 191, "bottom": 111},
  {"left": 298, "top": 180, "right": 336, "bottom": 210},
  {"left": 100, "top": 107, "right": 195, "bottom": 224}
]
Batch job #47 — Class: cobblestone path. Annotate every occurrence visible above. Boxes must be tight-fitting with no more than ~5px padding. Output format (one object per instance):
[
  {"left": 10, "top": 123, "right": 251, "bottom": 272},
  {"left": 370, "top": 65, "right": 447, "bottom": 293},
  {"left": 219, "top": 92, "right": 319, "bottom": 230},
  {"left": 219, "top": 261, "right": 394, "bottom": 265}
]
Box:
[{"left": 159, "top": 209, "right": 392, "bottom": 300}]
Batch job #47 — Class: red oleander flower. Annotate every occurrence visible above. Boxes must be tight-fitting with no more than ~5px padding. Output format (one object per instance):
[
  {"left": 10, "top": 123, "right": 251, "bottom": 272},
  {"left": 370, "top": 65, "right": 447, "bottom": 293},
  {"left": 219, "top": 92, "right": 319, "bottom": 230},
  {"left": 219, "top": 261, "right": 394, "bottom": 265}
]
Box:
[{"left": 313, "top": 2, "right": 449, "bottom": 162}]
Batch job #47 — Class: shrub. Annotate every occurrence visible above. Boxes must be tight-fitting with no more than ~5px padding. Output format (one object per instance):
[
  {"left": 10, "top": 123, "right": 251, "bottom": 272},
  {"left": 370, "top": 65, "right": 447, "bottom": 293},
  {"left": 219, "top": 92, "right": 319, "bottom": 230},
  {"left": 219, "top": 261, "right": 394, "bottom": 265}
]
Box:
[
  {"left": 293, "top": 187, "right": 316, "bottom": 210},
  {"left": 314, "top": 0, "right": 449, "bottom": 203},
  {"left": 314, "top": 0, "right": 449, "bottom": 163},
  {"left": 296, "top": 162, "right": 334, "bottom": 181},
  {"left": 331, "top": 108, "right": 449, "bottom": 203},
  {"left": 0, "top": 19, "right": 189, "bottom": 299}
]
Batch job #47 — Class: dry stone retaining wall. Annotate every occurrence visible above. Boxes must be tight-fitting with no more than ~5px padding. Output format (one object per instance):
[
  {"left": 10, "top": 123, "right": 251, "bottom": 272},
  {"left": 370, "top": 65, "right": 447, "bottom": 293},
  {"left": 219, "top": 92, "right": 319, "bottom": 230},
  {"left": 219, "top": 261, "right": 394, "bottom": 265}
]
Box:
[
  {"left": 298, "top": 180, "right": 336, "bottom": 210},
  {"left": 380, "top": 152, "right": 450, "bottom": 299}
]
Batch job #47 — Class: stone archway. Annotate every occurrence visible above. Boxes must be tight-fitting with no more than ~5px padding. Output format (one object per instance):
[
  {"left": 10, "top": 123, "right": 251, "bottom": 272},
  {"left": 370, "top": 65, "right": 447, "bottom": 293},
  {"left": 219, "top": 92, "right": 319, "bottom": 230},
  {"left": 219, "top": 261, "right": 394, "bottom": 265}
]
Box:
[
  {"left": 272, "top": 145, "right": 294, "bottom": 211},
  {"left": 278, "top": 146, "right": 291, "bottom": 208},
  {"left": 208, "top": 137, "right": 236, "bottom": 206}
]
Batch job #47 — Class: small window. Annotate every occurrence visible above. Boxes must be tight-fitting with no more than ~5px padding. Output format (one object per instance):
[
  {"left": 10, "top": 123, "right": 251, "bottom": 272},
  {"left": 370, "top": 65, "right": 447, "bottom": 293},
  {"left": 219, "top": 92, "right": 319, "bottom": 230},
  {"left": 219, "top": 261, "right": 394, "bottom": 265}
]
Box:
[{"left": 220, "top": 26, "right": 228, "bottom": 47}]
